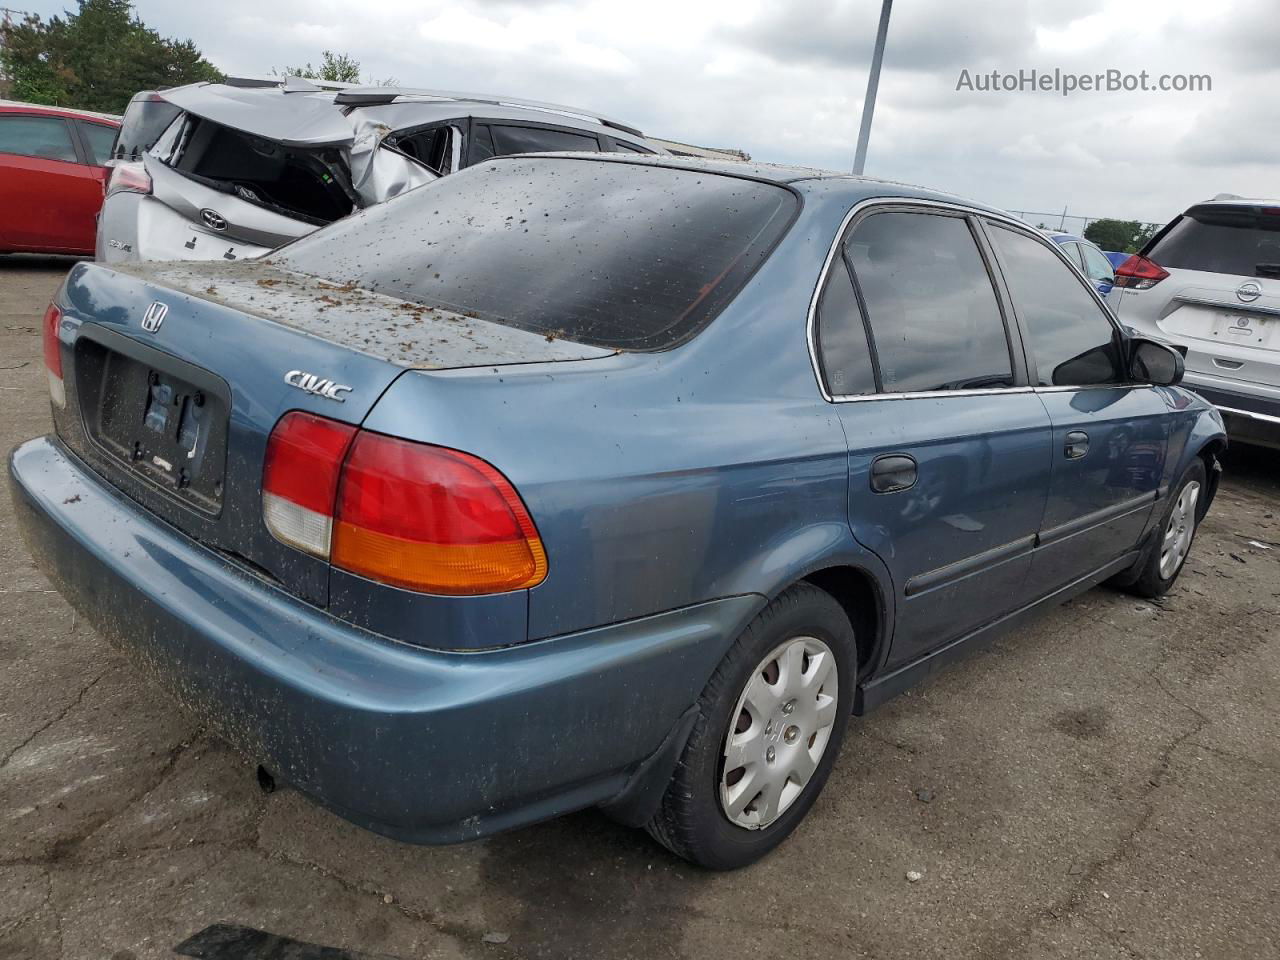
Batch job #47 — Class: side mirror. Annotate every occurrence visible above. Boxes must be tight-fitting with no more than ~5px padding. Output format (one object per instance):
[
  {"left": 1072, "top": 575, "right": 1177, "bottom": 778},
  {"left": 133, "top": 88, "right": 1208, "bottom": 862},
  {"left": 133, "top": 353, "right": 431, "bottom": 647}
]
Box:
[{"left": 1129, "top": 338, "right": 1184, "bottom": 386}]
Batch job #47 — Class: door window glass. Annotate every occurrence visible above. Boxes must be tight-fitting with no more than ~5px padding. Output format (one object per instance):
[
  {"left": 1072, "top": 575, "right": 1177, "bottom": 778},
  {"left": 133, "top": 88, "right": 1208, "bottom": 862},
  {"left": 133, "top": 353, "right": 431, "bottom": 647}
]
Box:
[
  {"left": 845, "top": 211, "right": 1014, "bottom": 392},
  {"left": 815, "top": 259, "right": 877, "bottom": 396},
  {"left": 468, "top": 124, "right": 496, "bottom": 164},
  {"left": 1080, "top": 243, "right": 1116, "bottom": 282},
  {"left": 0, "top": 115, "right": 78, "bottom": 162},
  {"left": 490, "top": 125, "right": 600, "bottom": 156},
  {"left": 388, "top": 126, "right": 453, "bottom": 175},
  {"left": 78, "top": 121, "right": 117, "bottom": 165},
  {"left": 988, "top": 225, "right": 1126, "bottom": 386}
]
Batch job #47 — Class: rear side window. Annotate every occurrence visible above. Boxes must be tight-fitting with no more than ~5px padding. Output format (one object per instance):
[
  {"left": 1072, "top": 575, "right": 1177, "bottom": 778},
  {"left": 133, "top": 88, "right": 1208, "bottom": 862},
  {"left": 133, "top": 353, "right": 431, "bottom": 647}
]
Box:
[
  {"left": 988, "top": 225, "right": 1125, "bottom": 387},
  {"left": 116, "top": 96, "right": 181, "bottom": 160},
  {"left": 1079, "top": 243, "right": 1116, "bottom": 282},
  {"left": 388, "top": 126, "right": 454, "bottom": 175},
  {"left": 1147, "top": 205, "right": 1280, "bottom": 278},
  {"left": 276, "top": 158, "right": 797, "bottom": 351},
  {"left": 845, "top": 212, "right": 1014, "bottom": 392},
  {"left": 1060, "top": 241, "right": 1085, "bottom": 269},
  {"left": 490, "top": 125, "right": 600, "bottom": 156},
  {"left": 0, "top": 115, "right": 78, "bottom": 162},
  {"left": 78, "top": 121, "right": 117, "bottom": 165},
  {"left": 609, "top": 140, "right": 650, "bottom": 154},
  {"left": 815, "top": 260, "right": 877, "bottom": 396}
]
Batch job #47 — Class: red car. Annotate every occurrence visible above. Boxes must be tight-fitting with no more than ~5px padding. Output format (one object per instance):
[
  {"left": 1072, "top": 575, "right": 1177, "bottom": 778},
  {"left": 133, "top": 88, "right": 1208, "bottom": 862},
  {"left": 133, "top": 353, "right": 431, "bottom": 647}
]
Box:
[{"left": 0, "top": 101, "right": 120, "bottom": 256}]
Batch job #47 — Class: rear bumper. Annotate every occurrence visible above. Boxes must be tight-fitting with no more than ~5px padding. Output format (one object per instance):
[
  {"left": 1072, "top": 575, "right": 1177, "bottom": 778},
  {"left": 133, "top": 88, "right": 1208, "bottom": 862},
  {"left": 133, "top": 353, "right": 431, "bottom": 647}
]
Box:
[
  {"left": 1182, "top": 373, "right": 1280, "bottom": 448},
  {"left": 9, "top": 435, "right": 753, "bottom": 842}
]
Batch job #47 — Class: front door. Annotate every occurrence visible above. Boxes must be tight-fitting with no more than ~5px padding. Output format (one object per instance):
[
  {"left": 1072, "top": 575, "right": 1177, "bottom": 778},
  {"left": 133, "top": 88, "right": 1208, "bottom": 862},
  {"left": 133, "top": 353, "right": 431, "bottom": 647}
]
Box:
[
  {"left": 984, "top": 223, "right": 1168, "bottom": 595},
  {"left": 814, "top": 206, "right": 1053, "bottom": 668},
  {"left": 0, "top": 113, "right": 102, "bottom": 253}
]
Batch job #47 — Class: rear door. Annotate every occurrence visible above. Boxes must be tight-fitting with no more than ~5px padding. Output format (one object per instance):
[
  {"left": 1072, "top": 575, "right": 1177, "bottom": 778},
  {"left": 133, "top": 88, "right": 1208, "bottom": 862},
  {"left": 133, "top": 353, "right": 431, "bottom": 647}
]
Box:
[
  {"left": 820, "top": 205, "right": 1053, "bottom": 668},
  {"left": 0, "top": 113, "right": 102, "bottom": 253},
  {"left": 984, "top": 222, "right": 1169, "bottom": 594}
]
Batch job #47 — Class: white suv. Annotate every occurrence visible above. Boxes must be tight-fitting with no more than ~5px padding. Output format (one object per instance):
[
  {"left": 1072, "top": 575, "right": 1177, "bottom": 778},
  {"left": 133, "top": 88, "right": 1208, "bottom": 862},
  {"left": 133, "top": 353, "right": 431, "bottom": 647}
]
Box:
[{"left": 1107, "top": 195, "right": 1280, "bottom": 449}]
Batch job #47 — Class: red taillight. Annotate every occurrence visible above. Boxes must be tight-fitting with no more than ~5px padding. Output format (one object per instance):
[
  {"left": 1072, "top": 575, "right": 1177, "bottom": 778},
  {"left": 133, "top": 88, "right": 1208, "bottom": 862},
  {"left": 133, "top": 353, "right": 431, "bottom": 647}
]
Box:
[
  {"left": 42, "top": 303, "right": 65, "bottom": 408},
  {"left": 1113, "top": 254, "right": 1169, "bottom": 290},
  {"left": 105, "top": 161, "right": 151, "bottom": 198},
  {"left": 262, "top": 412, "right": 357, "bottom": 557},
  {"left": 332, "top": 433, "right": 547, "bottom": 595},
  {"left": 262, "top": 413, "right": 547, "bottom": 595}
]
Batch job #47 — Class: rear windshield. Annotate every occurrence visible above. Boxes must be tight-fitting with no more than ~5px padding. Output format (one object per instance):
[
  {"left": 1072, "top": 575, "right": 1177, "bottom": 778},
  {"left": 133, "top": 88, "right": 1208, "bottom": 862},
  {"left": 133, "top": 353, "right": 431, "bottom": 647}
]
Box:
[
  {"left": 1147, "top": 204, "right": 1280, "bottom": 278},
  {"left": 155, "top": 114, "right": 354, "bottom": 224},
  {"left": 274, "top": 157, "right": 797, "bottom": 351},
  {"left": 115, "top": 96, "right": 181, "bottom": 160}
]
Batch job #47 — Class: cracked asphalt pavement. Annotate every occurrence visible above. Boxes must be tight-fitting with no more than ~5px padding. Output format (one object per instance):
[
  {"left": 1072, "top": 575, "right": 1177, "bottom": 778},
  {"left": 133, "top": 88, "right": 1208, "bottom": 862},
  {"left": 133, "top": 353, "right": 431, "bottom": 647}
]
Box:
[{"left": 3, "top": 256, "right": 1279, "bottom": 960}]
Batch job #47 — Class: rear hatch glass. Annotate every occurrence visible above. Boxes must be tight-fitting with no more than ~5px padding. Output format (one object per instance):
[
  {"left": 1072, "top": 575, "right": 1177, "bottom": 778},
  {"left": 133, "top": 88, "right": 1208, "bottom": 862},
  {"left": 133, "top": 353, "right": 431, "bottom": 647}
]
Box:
[
  {"left": 274, "top": 156, "right": 798, "bottom": 351},
  {"left": 1147, "top": 204, "right": 1280, "bottom": 278},
  {"left": 153, "top": 112, "right": 355, "bottom": 225}
]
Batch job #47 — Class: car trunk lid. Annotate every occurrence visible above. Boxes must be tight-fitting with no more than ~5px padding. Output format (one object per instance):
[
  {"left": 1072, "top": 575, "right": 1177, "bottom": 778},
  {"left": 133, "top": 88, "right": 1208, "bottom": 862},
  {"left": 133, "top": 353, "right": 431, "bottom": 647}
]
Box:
[{"left": 53, "top": 261, "right": 609, "bottom": 608}]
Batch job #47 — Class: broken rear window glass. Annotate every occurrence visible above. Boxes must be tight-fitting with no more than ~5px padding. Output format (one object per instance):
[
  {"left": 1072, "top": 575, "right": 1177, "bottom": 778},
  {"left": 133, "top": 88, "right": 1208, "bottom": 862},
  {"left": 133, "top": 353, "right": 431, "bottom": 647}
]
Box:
[
  {"left": 274, "top": 157, "right": 798, "bottom": 351},
  {"left": 162, "top": 115, "right": 354, "bottom": 224}
]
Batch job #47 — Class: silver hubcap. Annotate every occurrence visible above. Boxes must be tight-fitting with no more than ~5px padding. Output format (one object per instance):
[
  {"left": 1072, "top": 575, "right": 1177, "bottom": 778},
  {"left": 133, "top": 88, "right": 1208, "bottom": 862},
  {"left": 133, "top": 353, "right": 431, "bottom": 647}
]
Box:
[
  {"left": 1159, "top": 480, "right": 1200, "bottom": 579},
  {"left": 720, "top": 636, "right": 839, "bottom": 830}
]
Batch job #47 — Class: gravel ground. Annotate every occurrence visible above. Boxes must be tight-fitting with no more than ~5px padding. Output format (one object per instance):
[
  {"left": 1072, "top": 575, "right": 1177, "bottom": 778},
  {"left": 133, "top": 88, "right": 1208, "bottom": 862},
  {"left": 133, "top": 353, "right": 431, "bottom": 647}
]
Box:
[{"left": 2, "top": 255, "right": 1278, "bottom": 960}]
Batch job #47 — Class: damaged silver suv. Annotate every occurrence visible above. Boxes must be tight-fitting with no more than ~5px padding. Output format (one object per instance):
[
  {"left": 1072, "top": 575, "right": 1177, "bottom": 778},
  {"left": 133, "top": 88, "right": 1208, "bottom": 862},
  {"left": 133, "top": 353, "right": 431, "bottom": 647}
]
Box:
[{"left": 96, "top": 77, "right": 662, "bottom": 264}]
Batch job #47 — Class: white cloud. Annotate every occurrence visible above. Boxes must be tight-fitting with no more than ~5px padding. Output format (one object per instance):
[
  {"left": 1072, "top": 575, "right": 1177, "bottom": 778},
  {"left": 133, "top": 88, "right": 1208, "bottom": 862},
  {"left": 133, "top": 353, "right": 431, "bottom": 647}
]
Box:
[{"left": 23, "top": 0, "right": 1266, "bottom": 223}]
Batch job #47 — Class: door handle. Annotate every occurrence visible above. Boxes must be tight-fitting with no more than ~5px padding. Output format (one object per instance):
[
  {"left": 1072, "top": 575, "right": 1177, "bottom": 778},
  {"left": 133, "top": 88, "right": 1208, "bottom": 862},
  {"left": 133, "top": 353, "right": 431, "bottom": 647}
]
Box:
[
  {"left": 1065, "top": 431, "right": 1089, "bottom": 459},
  {"left": 870, "top": 454, "right": 917, "bottom": 493}
]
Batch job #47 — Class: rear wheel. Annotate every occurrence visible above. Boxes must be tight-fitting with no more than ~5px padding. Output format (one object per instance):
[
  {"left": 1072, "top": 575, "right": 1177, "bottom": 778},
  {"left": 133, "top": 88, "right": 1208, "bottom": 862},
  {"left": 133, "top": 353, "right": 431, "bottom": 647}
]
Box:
[
  {"left": 1124, "top": 459, "right": 1207, "bottom": 598},
  {"left": 646, "top": 583, "right": 856, "bottom": 869}
]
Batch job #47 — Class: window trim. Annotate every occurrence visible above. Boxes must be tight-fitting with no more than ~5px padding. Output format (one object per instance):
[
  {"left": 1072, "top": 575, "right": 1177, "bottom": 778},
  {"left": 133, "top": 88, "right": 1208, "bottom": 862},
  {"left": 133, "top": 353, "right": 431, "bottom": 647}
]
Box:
[
  {"left": 0, "top": 112, "right": 86, "bottom": 165},
  {"left": 976, "top": 217, "right": 1132, "bottom": 390},
  {"left": 806, "top": 198, "right": 1034, "bottom": 402}
]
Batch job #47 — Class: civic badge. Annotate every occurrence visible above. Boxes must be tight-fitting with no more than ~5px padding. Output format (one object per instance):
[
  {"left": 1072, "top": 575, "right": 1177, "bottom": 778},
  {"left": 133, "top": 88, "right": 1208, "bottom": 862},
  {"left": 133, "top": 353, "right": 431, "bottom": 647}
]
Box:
[
  {"left": 140, "top": 301, "right": 168, "bottom": 333},
  {"left": 284, "top": 369, "right": 352, "bottom": 402},
  {"left": 200, "top": 208, "right": 228, "bottom": 232},
  {"left": 1236, "top": 281, "right": 1262, "bottom": 303}
]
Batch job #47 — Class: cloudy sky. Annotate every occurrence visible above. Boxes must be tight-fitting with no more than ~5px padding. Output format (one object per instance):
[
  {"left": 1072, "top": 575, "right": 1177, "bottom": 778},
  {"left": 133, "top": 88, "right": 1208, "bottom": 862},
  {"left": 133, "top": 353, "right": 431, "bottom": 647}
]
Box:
[{"left": 25, "top": 0, "right": 1277, "bottom": 225}]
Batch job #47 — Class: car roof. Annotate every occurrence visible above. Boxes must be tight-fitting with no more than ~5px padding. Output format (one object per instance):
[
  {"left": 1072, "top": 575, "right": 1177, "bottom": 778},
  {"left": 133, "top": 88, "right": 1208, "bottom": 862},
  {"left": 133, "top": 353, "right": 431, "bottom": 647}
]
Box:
[
  {"left": 352, "top": 100, "right": 655, "bottom": 148},
  {"left": 1201, "top": 193, "right": 1280, "bottom": 207},
  {"left": 332, "top": 85, "right": 647, "bottom": 137},
  {"left": 0, "top": 99, "right": 120, "bottom": 124},
  {"left": 155, "top": 81, "right": 658, "bottom": 150}
]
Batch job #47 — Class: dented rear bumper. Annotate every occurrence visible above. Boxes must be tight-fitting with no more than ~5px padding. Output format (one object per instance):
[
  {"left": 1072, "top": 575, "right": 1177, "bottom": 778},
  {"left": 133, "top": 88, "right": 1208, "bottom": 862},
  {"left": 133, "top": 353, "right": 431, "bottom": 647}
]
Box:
[{"left": 9, "top": 435, "right": 751, "bottom": 842}]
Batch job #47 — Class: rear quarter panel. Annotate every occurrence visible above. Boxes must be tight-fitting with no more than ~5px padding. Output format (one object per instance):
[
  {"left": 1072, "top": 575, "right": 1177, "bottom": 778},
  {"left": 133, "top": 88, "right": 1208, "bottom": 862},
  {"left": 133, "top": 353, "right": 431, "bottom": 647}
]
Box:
[{"left": 361, "top": 180, "right": 899, "bottom": 642}]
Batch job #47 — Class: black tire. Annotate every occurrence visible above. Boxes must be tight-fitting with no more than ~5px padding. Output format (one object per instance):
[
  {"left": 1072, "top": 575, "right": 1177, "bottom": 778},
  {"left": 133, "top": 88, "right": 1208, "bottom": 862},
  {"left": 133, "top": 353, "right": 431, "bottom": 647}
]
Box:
[
  {"left": 645, "top": 582, "right": 857, "bottom": 870},
  {"left": 1121, "top": 459, "right": 1208, "bottom": 599}
]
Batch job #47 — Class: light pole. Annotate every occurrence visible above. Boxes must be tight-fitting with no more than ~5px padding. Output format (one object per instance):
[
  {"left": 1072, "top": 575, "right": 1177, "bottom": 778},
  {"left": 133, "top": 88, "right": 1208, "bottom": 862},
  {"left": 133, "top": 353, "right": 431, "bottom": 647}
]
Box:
[{"left": 852, "top": 0, "right": 893, "bottom": 176}]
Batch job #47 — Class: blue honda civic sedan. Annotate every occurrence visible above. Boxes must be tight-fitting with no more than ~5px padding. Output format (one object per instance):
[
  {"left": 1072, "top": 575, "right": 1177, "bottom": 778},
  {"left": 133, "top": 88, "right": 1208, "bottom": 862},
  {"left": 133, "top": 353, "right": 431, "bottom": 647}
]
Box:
[{"left": 10, "top": 154, "right": 1225, "bottom": 869}]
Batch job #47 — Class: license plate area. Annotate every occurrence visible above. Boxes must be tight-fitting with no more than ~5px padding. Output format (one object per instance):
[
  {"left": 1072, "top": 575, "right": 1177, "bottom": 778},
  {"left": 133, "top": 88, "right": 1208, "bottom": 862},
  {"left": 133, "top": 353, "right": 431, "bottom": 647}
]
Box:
[
  {"left": 1212, "top": 311, "right": 1271, "bottom": 346},
  {"left": 75, "top": 329, "right": 229, "bottom": 515}
]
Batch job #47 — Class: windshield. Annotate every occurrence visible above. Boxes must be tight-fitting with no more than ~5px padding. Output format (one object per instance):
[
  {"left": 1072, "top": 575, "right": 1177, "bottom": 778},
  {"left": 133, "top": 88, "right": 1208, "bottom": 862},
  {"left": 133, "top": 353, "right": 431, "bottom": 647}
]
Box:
[
  {"left": 274, "top": 157, "right": 797, "bottom": 351},
  {"left": 1147, "top": 204, "right": 1280, "bottom": 278}
]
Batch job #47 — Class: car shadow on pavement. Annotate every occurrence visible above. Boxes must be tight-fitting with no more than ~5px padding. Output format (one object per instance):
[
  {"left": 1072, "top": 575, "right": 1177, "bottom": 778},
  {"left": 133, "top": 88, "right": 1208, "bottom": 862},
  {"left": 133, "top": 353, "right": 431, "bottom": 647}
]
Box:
[{"left": 0, "top": 254, "right": 86, "bottom": 271}]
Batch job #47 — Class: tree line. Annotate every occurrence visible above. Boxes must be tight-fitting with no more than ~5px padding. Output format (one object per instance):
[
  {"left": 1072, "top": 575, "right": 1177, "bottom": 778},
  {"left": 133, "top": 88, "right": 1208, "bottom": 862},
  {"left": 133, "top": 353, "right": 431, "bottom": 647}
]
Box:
[{"left": 0, "top": 0, "right": 373, "bottom": 114}]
